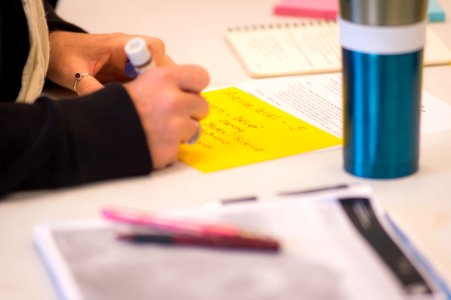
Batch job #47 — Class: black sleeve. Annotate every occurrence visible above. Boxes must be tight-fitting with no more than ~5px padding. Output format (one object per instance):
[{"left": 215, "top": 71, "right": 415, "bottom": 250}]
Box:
[{"left": 0, "top": 83, "right": 152, "bottom": 199}]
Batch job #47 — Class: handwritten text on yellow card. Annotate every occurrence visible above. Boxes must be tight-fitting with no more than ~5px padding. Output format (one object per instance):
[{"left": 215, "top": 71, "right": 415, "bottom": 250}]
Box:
[{"left": 179, "top": 87, "right": 341, "bottom": 172}]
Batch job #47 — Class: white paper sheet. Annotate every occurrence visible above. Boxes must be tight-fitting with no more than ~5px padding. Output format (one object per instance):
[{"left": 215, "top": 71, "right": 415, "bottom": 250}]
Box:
[
  {"left": 236, "top": 73, "right": 451, "bottom": 137},
  {"left": 33, "top": 185, "right": 445, "bottom": 300}
]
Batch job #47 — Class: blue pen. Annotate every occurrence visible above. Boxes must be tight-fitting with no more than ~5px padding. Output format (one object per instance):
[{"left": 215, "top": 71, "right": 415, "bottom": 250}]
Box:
[{"left": 124, "top": 37, "right": 154, "bottom": 79}]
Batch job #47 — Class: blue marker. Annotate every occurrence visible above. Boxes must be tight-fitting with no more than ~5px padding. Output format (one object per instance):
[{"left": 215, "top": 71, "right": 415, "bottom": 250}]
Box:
[{"left": 124, "top": 37, "right": 154, "bottom": 79}]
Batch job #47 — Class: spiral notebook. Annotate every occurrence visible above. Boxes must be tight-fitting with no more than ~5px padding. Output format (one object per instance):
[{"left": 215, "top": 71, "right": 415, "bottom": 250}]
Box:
[{"left": 226, "top": 20, "right": 451, "bottom": 78}]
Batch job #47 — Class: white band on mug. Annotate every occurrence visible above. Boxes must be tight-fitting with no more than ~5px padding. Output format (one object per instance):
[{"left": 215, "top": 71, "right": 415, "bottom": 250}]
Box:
[{"left": 339, "top": 18, "right": 426, "bottom": 54}]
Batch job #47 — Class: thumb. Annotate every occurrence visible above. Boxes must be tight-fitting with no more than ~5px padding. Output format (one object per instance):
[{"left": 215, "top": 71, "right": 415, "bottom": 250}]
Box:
[{"left": 74, "top": 74, "right": 104, "bottom": 96}]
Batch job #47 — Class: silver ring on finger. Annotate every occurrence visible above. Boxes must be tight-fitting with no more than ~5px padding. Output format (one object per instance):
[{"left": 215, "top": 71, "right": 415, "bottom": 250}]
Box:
[{"left": 72, "top": 72, "right": 93, "bottom": 93}]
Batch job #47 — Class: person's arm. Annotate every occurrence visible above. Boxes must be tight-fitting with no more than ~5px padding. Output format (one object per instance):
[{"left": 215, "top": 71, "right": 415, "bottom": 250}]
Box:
[
  {"left": 0, "top": 62, "right": 210, "bottom": 199},
  {"left": 0, "top": 0, "right": 209, "bottom": 200},
  {"left": 0, "top": 83, "right": 152, "bottom": 198}
]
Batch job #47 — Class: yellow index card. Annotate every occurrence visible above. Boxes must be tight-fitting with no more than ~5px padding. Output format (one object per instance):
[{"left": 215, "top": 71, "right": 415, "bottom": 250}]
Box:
[{"left": 179, "top": 87, "right": 341, "bottom": 172}]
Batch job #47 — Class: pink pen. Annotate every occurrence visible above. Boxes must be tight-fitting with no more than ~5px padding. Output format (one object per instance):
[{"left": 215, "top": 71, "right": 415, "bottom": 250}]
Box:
[{"left": 102, "top": 207, "right": 246, "bottom": 237}]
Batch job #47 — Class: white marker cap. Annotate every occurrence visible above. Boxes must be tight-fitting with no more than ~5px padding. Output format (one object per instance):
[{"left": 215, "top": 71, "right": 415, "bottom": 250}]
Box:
[{"left": 124, "top": 37, "right": 152, "bottom": 68}]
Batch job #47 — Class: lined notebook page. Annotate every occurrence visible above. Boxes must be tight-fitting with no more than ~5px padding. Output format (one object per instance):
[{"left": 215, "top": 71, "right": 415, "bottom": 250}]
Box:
[{"left": 226, "top": 21, "right": 451, "bottom": 78}]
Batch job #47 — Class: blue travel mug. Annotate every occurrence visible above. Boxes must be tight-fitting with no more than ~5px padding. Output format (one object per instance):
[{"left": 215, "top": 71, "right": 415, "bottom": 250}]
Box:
[{"left": 339, "top": 0, "right": 428, "bottom": 179}]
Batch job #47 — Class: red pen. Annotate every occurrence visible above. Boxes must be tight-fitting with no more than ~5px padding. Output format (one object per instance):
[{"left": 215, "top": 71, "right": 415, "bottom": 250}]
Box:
[
  {"left": 101, "top": 207, "right": 280, "bottom": 251},
  {"left": 117, "top": 232, "right": 280, "bottom": 251}
]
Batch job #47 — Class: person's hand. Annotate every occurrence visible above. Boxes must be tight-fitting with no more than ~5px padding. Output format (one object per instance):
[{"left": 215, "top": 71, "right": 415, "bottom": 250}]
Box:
[
  {"left": 124, "top": 65, "right": 210, "bottom": 169},
  {"left": 47, "top": 31, "right": 174, "bottom": 96}
]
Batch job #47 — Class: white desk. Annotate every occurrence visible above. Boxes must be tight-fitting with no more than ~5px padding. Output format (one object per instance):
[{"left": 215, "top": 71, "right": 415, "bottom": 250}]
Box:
[{"left": 1, "top": 0, "right": 451, "bottom": 299}]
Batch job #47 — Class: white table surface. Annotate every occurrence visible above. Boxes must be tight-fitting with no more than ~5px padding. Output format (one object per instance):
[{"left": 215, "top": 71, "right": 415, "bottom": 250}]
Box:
[{"left": 1, "top": 0, "right": 451, "bottom": 299}]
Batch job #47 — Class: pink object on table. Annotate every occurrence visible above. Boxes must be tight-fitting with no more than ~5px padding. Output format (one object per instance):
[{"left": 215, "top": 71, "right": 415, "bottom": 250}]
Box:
[{"left": 273, "top": 0, "right": 338, "bottom": 19}]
